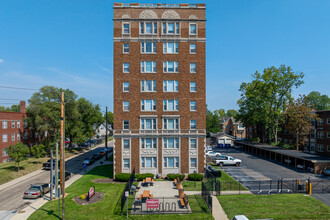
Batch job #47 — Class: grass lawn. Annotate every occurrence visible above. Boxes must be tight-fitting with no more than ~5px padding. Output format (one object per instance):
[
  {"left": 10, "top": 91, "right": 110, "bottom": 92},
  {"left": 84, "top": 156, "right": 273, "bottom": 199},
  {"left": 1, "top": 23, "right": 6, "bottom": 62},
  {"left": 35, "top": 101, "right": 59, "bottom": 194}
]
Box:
[
  {"left": 29, "top": 164, "right": 213, "bottom": 220},
  {"left": 218, "top": 194, "right": 330, "bottom": 220}
]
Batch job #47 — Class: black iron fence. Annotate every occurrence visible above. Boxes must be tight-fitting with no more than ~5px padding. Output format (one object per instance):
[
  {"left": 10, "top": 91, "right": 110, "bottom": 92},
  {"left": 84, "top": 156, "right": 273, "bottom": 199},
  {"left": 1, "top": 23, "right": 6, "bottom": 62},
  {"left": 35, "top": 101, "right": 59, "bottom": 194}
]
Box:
[
  {"left": 204, "top": 166, "right": 221, "bottom": 196},
  {"left": 120, "top": 168, "right": 135, "bottom": 213},
  {"left": 201, "top": 182, "right": 212, "bottom": 214},
  {"left": 310, "top": 179, "right": 330, "bottom": 193}
]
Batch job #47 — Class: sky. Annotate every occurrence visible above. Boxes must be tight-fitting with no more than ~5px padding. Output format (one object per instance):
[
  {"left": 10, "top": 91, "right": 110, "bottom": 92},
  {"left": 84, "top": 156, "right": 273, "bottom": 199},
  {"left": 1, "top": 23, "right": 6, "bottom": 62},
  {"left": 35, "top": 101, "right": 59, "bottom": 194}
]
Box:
[{"left": 0, "top": 0, "right": 329, "bottom": 112}]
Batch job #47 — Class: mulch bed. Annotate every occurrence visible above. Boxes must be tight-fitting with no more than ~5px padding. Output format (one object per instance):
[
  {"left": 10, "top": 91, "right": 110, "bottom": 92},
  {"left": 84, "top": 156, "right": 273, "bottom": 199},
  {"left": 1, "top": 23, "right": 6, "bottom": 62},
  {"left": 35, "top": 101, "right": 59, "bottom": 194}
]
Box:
[
  {"left": 73, "top": 192, "right": 104, "bottom": 205},
  {"left": 92, "top": 178, "right": 126, "bottom": 183}
]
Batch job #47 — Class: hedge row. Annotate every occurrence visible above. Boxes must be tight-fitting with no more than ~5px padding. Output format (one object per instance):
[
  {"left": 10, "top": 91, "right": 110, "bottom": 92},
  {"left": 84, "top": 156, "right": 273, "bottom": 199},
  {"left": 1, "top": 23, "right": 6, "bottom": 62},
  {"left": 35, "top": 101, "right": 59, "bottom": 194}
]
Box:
[
  {"left": 135, "top": 173, "right": 154, "bottom": 181},
  {"left": 115, "top": 173, "right": 154, "bottom": 182},
  {"left": 167, "top": 173, "right": 185, "bottom": 181},
  {"left": 188, "top": 173, "right": 203, "bottom": 181}
]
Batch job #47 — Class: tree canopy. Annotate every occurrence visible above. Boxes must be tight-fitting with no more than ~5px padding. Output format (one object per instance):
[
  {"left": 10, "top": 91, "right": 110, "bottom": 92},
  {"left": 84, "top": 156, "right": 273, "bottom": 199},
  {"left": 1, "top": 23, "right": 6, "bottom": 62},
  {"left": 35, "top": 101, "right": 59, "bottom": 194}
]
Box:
[
  {"left": 6, "top": 143, "right": 29, "bottom": 171},
  {"left": 305, "top": 91, "right": 330, "bottom": 110},
  {"left": 0, "top": 104, "right": 20, "bottom": 112}
]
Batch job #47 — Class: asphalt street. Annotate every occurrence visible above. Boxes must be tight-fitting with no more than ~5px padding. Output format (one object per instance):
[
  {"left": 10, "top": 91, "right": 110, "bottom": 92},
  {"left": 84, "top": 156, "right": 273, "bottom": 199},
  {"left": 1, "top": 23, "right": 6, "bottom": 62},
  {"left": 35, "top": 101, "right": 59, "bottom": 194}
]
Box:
[{"left": 0, "top": 143, "right": 112, "bottom": 218}]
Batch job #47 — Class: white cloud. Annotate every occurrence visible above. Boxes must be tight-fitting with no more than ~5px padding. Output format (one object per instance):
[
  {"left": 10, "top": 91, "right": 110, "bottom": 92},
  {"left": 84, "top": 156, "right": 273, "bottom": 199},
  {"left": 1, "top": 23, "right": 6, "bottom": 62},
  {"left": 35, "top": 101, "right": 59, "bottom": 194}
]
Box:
[{"left": 0, "top": 59, "right": 4, "bottom": 63}]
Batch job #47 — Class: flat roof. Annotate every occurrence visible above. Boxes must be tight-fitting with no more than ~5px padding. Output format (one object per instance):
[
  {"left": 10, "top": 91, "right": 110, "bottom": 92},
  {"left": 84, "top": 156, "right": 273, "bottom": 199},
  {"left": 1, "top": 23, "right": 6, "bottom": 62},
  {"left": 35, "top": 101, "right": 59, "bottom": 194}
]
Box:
[{"left": 235, "top": 141, "right": 330, "bottom": 163}]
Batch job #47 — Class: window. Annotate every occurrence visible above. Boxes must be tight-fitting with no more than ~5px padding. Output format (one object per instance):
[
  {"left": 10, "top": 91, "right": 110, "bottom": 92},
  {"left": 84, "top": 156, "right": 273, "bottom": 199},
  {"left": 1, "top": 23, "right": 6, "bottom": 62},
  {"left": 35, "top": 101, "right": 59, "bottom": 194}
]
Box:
[
  {"left": 317, "top": 131, "right": 324, "bottom": 139},
  {"left": 141, "top": 138, "right": 157, "bottom": 149},
  {"left": 163, "top": 61, "right": 178, "bottom": 73},
  {"left": 310, "top": 129, "right": 316, "bottom": 138},
  {"left": 318, "top": 119, "right": 324, "bottom": 126},
  {"left": 141, "top": 80, "right": 156, "bottom": 92},
  {"left": 328, "top": 132, "right": 330, "bottom": 138},
  {"left": 317, "top": 144, "right": 324, "bottom": 152},
  {"left": 123, "top": 159, "right": 130, "bottom": 168},
  {"left": 190, "top": 138, "right": 197, "bottom": 149},
  {"left": 141, "top": 42, "right": 156, "bottom": 53},
  {"left": 164, "top": 100, "right": 179, "bottom": 111},
  {"left": 163, "top": 80, "right": 178, "bottom": 92},
  {"left": 164, "top": 157, "right": 179, "bottom": 168},
  {"left": 12, "top": 121, "right": 15, "bottom": 128},
  {"left": 328, "top": 145, "right": 330, "bottom": 152},
  {"left": 190, "top": 158, "right": 197, "bottom": 168},
  {"left": 123, "top": 82, "right": 129, "bottom": 92},
  {"left": 123, "top": 139, "right": 130, "bottom": 149},
  {"left": 310, "top": 143, "right": 315, "bottom": 151},
  {"left": 190, "top": 101, "right": 196, "bottom": 111},
  {"left": 12, "top": 133, "right": 15, "bottom": 141},
  {"left": 141, "top": 157, "right": 157, "bottom": 168},
  {"left": 123, "top": 43, "right": 129, "bottom": 53},
  {"left": 140, "top": 118, "right": 157, "bottom": 130},
  {"left": 123, "top": 23, "right": 130, "bottom": 34},
  {"left": 3, "top": 148, "right": 7, "bottom": 156},
  {"left": 123, "top": 101, "right": 130, "bottom": 111},
  {"left": 190, "top": 44, "right": 196, "bottom": 53},
  {"left": 24, "top": 121, "right": 28, "bottom": 128},
  {"left": 23, "top": 132, "right": 27, "bottom": 140},
  {"left": 189, "top": 23, "right": 197, "bottom": 35},
  {"left": 17, "top": 133, "right": 20, "bottom": 141},
  {"left": 311, "top": 119, "right": 315, "bottom": 125},
  {"left": 327, "top": 118, "right": 330, "bottom": 124},
  {"left": 141, "top": 61, "right": 156, "bottom": 73},
  {"left": 123, "top": 120, "right": 129, "bottom": 130},
  {"left": 162, "top": 22, "right": 180, "bottom": 34},
  {"left": 2, "top": 134, "right": 7, "bottom": 142},
  {"left": 140, "top": 22, "right": 157, "bottom": 34},
  {"left": 141, "top": 100, "right": 157, "bottom": 111},
  {"left": 190, "top": 63, "right": 196, "bottom": 73},
  {"left": 123, "top": 63, "right": 129, "bottom": 73},
  {"left": 190, "top": 120, "right": 197, "bottom": 129},
  {"left": 163, "top": 42, "right": 178, "bottom": 54},
  {"left": 163, "top": 118, "right": 179, "bottom": 130},
  {"left": 190, "top": 82, "right": 196, "bottom": 92},
  {"left": 163, "top": 138, "right": 179, "bottom": 149},
  {"left": 17, "top": 121, "right": 20, "bottom": 128},
  {"left": 2, "top": 120, "right": 7, "bottom": 129}
]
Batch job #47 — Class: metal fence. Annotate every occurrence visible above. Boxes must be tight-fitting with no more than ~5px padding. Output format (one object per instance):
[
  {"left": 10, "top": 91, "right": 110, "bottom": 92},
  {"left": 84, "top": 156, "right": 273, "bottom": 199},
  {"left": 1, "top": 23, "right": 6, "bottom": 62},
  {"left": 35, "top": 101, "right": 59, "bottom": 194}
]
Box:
[
  {"left": 204, "top": 167, "right": 221, "bottom": 196},
  {"left": 201, "top": 182, "right": 213, "bottom": 214},
  {"left": 310, "top": 179, "right": 330, "bottom": 193},
  {"left": 120, "top": 168, "right": 135, "bottom": 213}
]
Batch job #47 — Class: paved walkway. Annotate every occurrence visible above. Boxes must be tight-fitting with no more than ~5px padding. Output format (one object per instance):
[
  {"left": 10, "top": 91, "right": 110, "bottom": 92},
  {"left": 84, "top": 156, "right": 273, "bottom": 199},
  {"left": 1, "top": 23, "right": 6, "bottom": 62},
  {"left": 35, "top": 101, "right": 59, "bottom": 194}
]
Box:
[{"left": 212, "top": 195, "right": 229, "bottom": 220}]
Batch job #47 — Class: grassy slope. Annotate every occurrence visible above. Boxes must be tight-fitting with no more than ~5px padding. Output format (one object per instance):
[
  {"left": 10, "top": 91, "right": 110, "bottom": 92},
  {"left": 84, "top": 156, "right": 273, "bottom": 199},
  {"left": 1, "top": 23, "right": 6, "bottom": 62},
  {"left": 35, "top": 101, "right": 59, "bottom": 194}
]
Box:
[{"left": 218, "top": 194, "right": 330, "bottom": 220}]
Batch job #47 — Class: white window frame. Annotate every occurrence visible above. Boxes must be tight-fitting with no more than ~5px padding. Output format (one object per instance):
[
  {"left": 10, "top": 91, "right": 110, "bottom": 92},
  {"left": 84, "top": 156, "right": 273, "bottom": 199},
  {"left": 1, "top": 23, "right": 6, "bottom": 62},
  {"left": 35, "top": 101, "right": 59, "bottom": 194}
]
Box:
[
  {"left": 140, "top": 118, "right": 157, "bottom": 130},
  {"left": 163, "top": 138, "right": 179, "bottom": 149},
  {"left": 163, "top": 157, "right": 179, "bottom": 168},
  {"left": 2, "top": 120, "right": 7, "bottom": 129},
  {"left": 140, "top": 22, "right": 158, "bottom": 35},
  {"left": 318, "top": 118, "right": 324, "bottom": 126},
  {"left": 123, "top": 138, "right": 130, "bottom": 149},
  {"left": 163, "top": 80, "right": 179, "bottom": 92},
  {"left": 190, "top": 101, "right": 197, "bottom": 111},
  {"left": 189, "top": 23, "right": 197, "bottom": 35},
  {"left": 190, "top": 63, "right": 196, "bottom": 73},
  {"left": 3, "top": 148, "right": 8, "bottom": 156},
  {"left": 141, "top": 157, "right": 157, "bottom": 168},
  {"left": 141, "top": 42, "right": 156, "bottom": 54},
  {"left": 17, "top": 133, "right": 20, "bottom": 141},
  {"left": 162, "top": 22, "right": 180, "bottom": 35},
  {"left": 189, "top": 138, "right": 197, "bottom": 149},
  {"left": 123, "top": 158, "right": 130, "bottom": 168},
  {"left": 190, "top": 82, "right": 197, "bottom": 92},
  {"left": 123, "top": 120, "right": 130, "bottom": 130},
  {"left": 141, "top": 80, "right": 157, "bottom": 92},
  {"left": 141, "top": 61, "right": 157, "bottom": 73},
  {"left": 123, "top": 101, "right": 130, "bottom": 112},
  {"left": 123, "top": 63, "right": 130, "bottom": 73},
  {"left": 140, "top": 138, "right": 157, "bottom": 149},
  {"left": 12, "top": 133, "right": 15, "bottom": 141},
  {"left": 317, "top": 131, "right": 324, "bottom": 139},
  {"left": 17, "top": 121, "right": 20, "bottom": 128},
  {"left": 190, "top": 44, "right": 196, "bottom": 54},
  {"left": 190, "top": 158, "right": 197, "bottom": 168},
  {"left": 123, "top": 82, "right": 129, "bottom": 92},
  {"left": 190, "top": 120, "right": 197, "bottom": 129},
  {"left": 163, "top": 42, "right": 179, "bottom": 54},
  {"left": 3, "top": 134, "right": 8, "bottom": 142},
  {"left": 163, "top": 61, "right": 178, "bottom": 73},
  {"left": 163, "top": 99, "right": 179, "bottom": 111},
  {"left": 12, "top": 121, "right": 15, "bottom": 128},
  {"left": 317, "top": 144, "right": 324, "bottom": 152},
  {"left": 123, "top": 43, "right": 129, "bottom": 54},
  {"left": 141, "top": 100, "right": 157, "bottom": 111},
  {"left": 122, "top": 22, "right": 130, "bottom": 34},
  {"left": 163, "top": 118, "right": 180, "bottom": 130}
]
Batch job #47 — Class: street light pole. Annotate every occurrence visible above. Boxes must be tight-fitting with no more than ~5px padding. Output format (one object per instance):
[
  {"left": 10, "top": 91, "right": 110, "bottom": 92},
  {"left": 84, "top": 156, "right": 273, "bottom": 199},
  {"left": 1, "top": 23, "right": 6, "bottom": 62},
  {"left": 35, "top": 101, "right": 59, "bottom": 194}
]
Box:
[
  {"left": 60, "top": 92, "right": 65, "bottom": 220},
  {"left": 105, "top": 106, "right": 108, "bottom": 160}
]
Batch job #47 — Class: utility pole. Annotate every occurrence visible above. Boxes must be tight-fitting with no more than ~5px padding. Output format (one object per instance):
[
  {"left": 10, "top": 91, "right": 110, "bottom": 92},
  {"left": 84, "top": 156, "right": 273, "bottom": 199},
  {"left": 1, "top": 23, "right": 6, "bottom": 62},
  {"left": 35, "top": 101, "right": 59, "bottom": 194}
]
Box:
[
  {"left": 50, "top": 150, "right": 53, "bottom": 201},
  {"left": 55, "top": 143, "right": 59, "bottom": 198},
  {"left": 105, "top": 106, "right": 108, "bottom": 160},
  {"left": 60, "top": 91, "right": 65, "bottom": 220}
]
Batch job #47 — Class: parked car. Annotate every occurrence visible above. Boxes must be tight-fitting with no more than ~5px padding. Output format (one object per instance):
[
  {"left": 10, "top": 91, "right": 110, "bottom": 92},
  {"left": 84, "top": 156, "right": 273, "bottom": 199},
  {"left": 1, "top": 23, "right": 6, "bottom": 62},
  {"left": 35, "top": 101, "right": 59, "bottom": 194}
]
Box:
[
  {"left": 83, "top": 157, "right": 95, "bottom": 165},
  {"left": 205, "top": 145, "right": 212, "bottom": 152},
  {"left": 53, "top": 172, "right": 71, "bottom": 184},
  {"left": 212, "top": 155, "right": 228, "bottom": 163},
  {"left": 42, "top": 159, "right": 60, "bottom": 170},
  {"left": 99, "top": 150, "right": 106, "bottom": 156},
  {"left": 92, "top": 153, "right": 102, "bottom": 160},
  {"left": 232, "top": 215, "right": 249, "bottom": 220},
  {"left": 206, "top": 151, "right": 221, "bottom": 157},
  {"left": 323, "top": 169, "right": 330, "bottom": 176},
  {"left": 23, "top": 183, "right": 50, "bottom": 199},
  {"left": 79, "top": 142, "right": 91, "bottom": 148},
  {"left": 214, "top": 156, "right": 242, "bottom": 166},
  {"left": 307, "top": 167, "right": 315, "bottom": 173}
]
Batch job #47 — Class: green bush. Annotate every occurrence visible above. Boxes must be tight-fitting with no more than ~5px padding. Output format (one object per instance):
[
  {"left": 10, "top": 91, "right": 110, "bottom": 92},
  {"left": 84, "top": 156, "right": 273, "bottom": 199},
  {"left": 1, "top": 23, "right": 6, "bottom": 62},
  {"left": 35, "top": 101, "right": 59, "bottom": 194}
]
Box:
[
  {"left": 188, "top": 173, "right": 204, "bottom": 181},
  {"left": 135, "top": 173, "right": 154, "bottom": 181},
  {"left": 79, "top": 193, "right": 87, "bottom": 200},
  {"left": 115, "top": 173, "right": 131, "bottom": 182},
  {"left": 167, "top": 173, "right": 185, "bottom": 181}
]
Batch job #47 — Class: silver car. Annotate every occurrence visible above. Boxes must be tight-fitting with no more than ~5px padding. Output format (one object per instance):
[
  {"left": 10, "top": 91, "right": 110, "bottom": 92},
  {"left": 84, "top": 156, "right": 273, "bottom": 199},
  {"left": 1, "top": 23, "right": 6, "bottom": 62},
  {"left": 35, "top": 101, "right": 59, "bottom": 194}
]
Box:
[{"left": 23, "top": 183, "right": 50, "bottom": 199}]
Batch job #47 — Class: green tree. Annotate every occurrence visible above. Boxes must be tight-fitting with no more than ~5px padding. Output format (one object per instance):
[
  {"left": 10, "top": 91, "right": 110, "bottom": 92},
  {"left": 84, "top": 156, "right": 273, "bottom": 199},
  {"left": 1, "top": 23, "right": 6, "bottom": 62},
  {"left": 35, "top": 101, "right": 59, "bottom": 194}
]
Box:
[
  {"left": 206, "top": 106, "right": 220, "bottom": 134},
  {"left": 284, "top": 96, "right": 319, "bottom": 150},
  {"left": 226, "top": 109, "right": 238, "bottom": 118},
  {"left": 105, "top": 111, "right": 114, "bottom": 127},
  {"left": 6, "top": 143, "right": 29, "bottom": 171},
  {"left": 10, "top": 104, "right": 20, "bottom": 112},
  {"left": 305, "top": 91, "right": 330, "bottom": 110},
  {"left": 31, "top": 144, "right": 46, "bottom": 158},
  {"left": 237, "top": 65, "right": 304, "bottom": 143},
  {"left": 213, "top": 109, "right": 226, "bottom": 118}
]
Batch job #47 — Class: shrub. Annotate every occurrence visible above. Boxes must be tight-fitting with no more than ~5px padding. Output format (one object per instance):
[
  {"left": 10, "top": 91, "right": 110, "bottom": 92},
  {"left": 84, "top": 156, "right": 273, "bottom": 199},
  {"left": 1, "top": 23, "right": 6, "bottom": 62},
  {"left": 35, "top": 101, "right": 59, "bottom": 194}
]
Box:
[
  {"left": 167, "top": 173, "right": 185, "bottom": 181},
  {"left": 136, "top": 173, "right": 154, "bottom": 181},
  {"left": 188, "top": 173, "right": 204, "bottom": 181},
  {"left": 115, "top": 173, "right": 131, "bottom": 182},
  {"left": 79, "top": 193, "right": 87, "bottom": 200}
]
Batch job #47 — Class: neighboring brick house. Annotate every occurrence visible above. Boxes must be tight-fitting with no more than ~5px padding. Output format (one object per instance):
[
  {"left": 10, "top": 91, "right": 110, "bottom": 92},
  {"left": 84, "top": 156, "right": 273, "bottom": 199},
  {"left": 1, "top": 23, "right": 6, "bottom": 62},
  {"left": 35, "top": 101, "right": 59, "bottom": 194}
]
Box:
[
  {"left": 113, "top": 3, "right": 206, "bottom": 176},
  {"left": 220, "top": 117, "right": 246, "bottom": 139}
]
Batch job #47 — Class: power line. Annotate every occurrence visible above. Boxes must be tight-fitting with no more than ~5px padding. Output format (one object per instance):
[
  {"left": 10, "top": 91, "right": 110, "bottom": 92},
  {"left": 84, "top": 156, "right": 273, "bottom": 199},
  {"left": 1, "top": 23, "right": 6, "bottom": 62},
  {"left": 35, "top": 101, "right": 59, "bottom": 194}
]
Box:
[{"left": 0, "top": 85, "right": 38, "bottom": 91}]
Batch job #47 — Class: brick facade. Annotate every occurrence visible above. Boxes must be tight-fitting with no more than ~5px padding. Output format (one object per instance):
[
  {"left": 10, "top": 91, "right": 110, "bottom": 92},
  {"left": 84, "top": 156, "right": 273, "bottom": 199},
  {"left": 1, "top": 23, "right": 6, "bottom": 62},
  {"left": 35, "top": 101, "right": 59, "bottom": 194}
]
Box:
[{"left": 113, "top": 3, "right": 206, "bottom": 176}]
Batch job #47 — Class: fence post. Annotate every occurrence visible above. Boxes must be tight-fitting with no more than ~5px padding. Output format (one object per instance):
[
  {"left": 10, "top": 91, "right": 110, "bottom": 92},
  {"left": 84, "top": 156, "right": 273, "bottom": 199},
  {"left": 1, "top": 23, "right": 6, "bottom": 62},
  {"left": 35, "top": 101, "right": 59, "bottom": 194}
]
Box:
[
  {"left": 280, "top": 178, "right": 283, "bottom": 194},
  {"left": 259, "top": 180, "right": 261, "bottom": 192}
]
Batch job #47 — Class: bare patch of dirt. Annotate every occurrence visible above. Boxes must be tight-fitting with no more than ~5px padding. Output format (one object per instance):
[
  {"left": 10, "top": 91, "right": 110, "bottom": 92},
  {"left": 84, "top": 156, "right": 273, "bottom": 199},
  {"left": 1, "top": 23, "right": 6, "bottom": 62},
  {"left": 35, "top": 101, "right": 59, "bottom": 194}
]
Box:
[{"left": 73, "top": 192, "right": 104, "bottom": 205}]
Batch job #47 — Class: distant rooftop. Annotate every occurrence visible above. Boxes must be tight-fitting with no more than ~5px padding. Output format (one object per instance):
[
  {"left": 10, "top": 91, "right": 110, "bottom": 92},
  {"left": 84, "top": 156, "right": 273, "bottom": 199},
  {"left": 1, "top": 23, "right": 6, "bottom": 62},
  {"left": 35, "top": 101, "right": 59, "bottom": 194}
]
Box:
[{"left": 113, "top": 3, "right": 206, "bottom": 9}]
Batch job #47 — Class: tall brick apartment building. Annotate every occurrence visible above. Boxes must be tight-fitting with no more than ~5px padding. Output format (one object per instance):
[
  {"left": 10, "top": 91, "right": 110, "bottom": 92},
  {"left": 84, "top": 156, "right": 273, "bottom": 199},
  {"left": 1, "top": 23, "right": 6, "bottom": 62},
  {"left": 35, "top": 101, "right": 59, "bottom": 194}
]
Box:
[{"left": 113, "top": 3, "right": 206, "bottom": 176}]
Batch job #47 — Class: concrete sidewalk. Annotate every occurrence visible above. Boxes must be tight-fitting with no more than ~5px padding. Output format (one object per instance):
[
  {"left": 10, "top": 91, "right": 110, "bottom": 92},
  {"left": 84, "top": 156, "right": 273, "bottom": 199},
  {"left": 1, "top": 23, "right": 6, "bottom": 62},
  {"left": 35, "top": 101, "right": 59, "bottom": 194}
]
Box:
[{"left": 212, "top": 195, "right": 229, "bottom": 220}]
